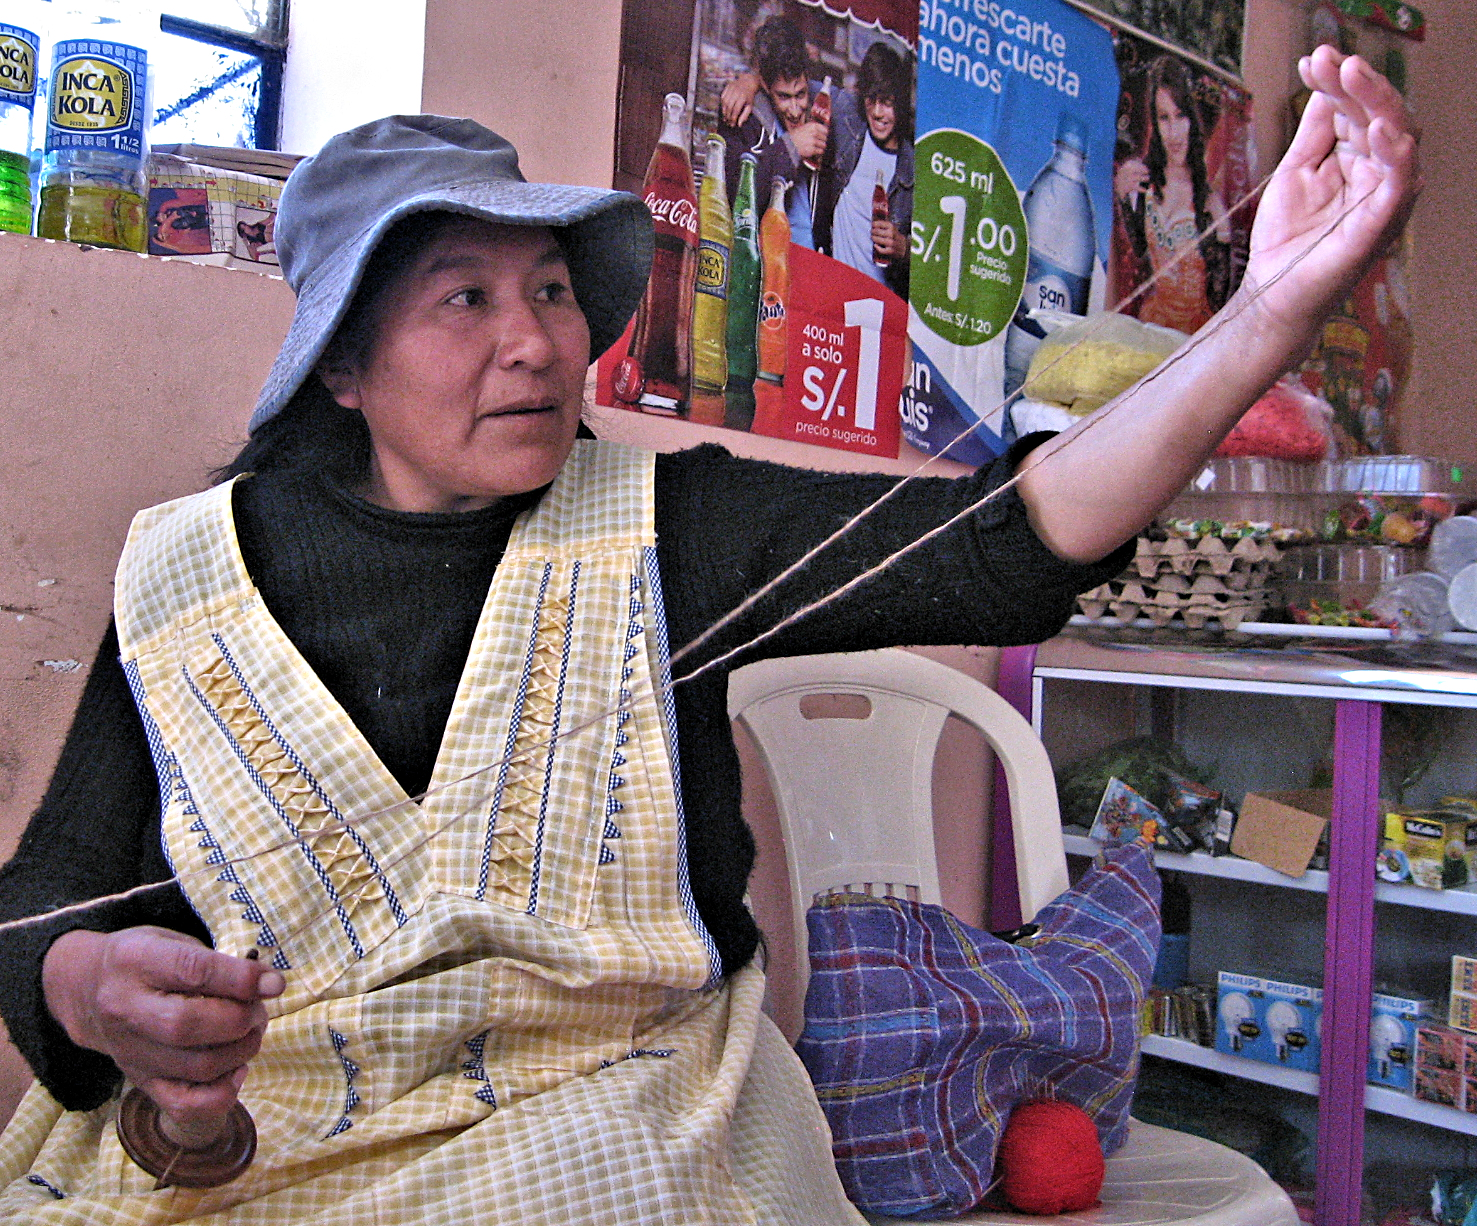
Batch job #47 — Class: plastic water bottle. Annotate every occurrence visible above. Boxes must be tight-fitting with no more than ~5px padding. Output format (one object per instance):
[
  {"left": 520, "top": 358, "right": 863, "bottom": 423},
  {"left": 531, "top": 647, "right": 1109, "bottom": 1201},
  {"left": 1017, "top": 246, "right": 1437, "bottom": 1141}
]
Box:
[
  {"left": 1004, "top": 113, "right": 1097, "bottom": 396},
  {"left": 36, "top": 0, "right": 153, "bottom": 252},
  {"left": 0, "top": 8, "right": 42, "bottom": 234}
]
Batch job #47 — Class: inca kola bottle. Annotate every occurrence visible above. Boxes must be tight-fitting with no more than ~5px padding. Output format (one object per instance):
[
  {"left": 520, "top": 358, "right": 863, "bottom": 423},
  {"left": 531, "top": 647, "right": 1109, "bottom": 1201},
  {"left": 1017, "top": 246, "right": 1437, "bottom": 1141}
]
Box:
[
  {"left": 0, "top": 2, "right": 42, "bottom": 234},
  {"left": 37, "top": 0, "right": 154, "bottom": 252},
  {"left": 691, "top": 132, "right": 732, "bottom": 394}
]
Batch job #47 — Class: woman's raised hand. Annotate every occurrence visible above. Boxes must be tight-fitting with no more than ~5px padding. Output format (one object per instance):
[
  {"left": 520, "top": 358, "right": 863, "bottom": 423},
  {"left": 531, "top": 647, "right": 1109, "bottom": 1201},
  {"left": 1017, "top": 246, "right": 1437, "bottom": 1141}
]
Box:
[
  {"left": 42, "top": 926, "right": 284, "bottom": 1134},
  {"left": 1242, "top": 45, "right": 1420, "bottom": 335}
]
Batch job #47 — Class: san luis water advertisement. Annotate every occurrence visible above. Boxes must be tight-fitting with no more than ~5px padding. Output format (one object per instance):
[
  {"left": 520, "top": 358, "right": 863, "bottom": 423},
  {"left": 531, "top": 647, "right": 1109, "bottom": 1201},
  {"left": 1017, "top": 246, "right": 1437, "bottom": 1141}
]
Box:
[{"left": 904, "top": 0, "right": 1119, "bottom": 464}]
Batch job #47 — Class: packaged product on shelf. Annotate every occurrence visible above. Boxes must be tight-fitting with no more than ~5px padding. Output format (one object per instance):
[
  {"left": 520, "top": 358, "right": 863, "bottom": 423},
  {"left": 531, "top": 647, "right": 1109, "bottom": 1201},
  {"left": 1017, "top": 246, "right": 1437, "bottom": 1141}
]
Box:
[
  {"left": 1414, "top": 1022, "right": 1477, "bottom": 1112},
  {"left": 1087, "top": 777, "right": 1161, "bottom": 846},
  {"left": 1451, "top": 954, "right": 1477, "bottom": 995},
  {"left": 144, "top": 153, "right": 284, "bottom": 270},
  {"left": 1215, "top": 971, "right": 1322, "bottom": 1073},
  {"left": 1158, "top": 772, "right": 1222, "bottom": 854},
  {"left": 1449, "top": 956, "right": 1477, "bottom": 1035},
  {"left": 1378, "top": 809, "right": 1476, "bottom": 891},
  {"left": 1144, "top": 984, "right": 1214, "bottom": 1046},
  {"left": 1214, "top": 377, "right": 1334, "bottom": 463},
  {"left": 1369, "top": 991, "right": 1431, "bottom": 1092},
  {"left": 1019, "top": 311, "right": 1187, "bottom": 418}
]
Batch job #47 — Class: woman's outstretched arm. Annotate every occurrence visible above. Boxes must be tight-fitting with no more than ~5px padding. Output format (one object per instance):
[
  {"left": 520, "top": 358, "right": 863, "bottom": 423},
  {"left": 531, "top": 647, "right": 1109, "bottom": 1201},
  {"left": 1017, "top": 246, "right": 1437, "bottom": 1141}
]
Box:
[{"left": 1016, "top": 48, "right": 1420, "bottom": 563}]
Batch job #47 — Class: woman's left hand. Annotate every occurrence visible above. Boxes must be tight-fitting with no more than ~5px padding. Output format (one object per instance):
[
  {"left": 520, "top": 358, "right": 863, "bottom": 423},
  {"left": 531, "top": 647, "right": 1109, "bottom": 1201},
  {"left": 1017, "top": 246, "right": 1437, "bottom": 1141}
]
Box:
[{"left": 1241, "top": 46, "right": 1420, "bottom": 335}]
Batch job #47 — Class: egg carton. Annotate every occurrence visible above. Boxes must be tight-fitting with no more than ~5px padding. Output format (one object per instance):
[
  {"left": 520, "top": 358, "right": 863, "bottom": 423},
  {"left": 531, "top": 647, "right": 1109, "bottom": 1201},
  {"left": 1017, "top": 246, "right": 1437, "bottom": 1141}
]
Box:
[
  {"left": 1078, "top": 580, "right": 1271, "bottom": 630},
  {"left": 1134, "top": 535, "right": 1282, "bottom": 579}
]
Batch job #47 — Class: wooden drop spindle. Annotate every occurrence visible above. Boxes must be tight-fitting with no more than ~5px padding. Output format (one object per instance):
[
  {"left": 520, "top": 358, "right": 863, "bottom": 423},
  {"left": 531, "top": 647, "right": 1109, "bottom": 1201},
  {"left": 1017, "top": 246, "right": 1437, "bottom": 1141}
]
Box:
[{"left": 114, "top": 948, "right": 262, "bottom": 1189}]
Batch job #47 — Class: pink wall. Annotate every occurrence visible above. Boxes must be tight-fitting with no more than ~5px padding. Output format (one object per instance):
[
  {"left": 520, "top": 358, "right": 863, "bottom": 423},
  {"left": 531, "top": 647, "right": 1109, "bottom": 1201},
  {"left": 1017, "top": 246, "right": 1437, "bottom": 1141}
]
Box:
[{"left": 0, "top": 236, "right": 293, "bottom": 861}]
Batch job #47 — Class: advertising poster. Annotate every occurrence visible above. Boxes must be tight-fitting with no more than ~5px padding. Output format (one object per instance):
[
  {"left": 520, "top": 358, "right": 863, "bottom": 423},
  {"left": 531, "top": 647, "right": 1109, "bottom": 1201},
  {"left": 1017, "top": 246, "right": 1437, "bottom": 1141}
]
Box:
[
  {"left": 1067, "top": 0, "right": 1246, "bottom": 76},
  {"left": 904, "top": 0, "right": 1120, "bottom": 464},
  {"left": 1296, "top": 249, "right": 1413, "bottom": 454},
  {"left": 597, "top": 0, "right": 916, "bottom": 460},
  {"left": 1109, "top": 33, "right": 1254, "bottom": 337}
]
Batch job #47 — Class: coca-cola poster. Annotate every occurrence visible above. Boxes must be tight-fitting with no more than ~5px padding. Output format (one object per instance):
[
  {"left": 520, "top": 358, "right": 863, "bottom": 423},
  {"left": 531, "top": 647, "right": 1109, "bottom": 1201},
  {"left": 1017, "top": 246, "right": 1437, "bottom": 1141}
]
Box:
[{"left": 597, "top": 0, "right": 916, "bottom": 460}]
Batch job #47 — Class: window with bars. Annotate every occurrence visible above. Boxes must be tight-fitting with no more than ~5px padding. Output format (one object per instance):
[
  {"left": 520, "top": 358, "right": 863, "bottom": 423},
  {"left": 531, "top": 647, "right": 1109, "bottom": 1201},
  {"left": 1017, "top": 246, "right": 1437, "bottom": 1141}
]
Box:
[{"left": 151, "top": 1, "right": 287, "bottom": 149}]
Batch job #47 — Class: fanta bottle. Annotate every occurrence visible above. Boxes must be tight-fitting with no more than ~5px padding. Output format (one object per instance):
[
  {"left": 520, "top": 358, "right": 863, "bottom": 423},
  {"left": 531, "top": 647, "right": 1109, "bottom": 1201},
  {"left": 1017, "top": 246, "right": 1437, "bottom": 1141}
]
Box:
[
  {"left": 755, "top": 177, "right": 790, "bottom": 387},
  {"left": 615, "top": 92, "right": 698, "bottom": 415},
  {"left": 691, "top": 132, "right": 731, "bottom": 394}
]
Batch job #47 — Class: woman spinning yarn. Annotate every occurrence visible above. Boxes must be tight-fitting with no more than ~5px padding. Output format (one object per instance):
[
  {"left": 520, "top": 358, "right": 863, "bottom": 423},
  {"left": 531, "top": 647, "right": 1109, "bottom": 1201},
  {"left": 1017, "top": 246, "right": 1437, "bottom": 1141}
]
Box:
[
  {"left": 0, "top": 47, "right": 1419, "bottom": 1224},
  {"left": 1116, "top": 56, "right": 1235, "bottom": 333}
]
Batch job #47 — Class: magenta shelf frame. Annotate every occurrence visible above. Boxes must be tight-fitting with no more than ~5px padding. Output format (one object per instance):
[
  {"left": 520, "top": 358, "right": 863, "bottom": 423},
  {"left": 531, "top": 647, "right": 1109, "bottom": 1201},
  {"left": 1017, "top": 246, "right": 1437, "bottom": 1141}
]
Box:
[{"left": 999, "top": 639, "right": 1425, "bottom": 1226}]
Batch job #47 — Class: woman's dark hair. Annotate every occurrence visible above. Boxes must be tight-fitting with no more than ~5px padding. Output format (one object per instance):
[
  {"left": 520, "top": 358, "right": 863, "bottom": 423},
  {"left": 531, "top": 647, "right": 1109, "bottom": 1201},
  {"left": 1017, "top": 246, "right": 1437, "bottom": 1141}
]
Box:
[
  {"left": 856, "top": 41, "right": 913, "bottom": 144},
  {"left": 213, "top": 210, "right": 469, "bottom": 486}
]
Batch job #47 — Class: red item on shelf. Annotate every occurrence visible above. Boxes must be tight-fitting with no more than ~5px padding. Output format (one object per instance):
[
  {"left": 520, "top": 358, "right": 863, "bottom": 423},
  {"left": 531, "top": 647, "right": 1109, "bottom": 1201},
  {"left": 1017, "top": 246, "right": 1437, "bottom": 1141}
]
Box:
[
  {"left": 998, "top": 1100, "right": 1105, "bottom": 1215},
  {"left": 1215, "top": 378, "right": 1333, "bottom": 462}
]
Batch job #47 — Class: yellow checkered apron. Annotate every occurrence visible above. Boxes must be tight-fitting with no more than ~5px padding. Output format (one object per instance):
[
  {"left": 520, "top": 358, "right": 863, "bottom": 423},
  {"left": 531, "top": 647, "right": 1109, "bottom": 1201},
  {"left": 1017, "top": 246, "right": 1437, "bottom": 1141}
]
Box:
[{"left": 0, "top": 441, "right": 863, "bottom": 1226}]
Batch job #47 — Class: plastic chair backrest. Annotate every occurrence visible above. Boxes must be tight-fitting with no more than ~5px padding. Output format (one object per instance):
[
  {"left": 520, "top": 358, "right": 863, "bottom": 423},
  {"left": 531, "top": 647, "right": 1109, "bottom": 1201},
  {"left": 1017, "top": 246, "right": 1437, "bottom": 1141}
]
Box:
[{"left": 727, "top": 649, "right": 1070, "bottom": 994}]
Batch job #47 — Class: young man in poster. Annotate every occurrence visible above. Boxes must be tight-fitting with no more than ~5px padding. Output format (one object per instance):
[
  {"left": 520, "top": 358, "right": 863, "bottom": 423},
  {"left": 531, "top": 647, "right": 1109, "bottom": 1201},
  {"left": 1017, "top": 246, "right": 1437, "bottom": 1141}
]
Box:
[
  {"left": 813, "top": 40, "right": 915, "bottom": 298},
  {"left": 718, "top": 14, "right": 828, "bottom": 247}
]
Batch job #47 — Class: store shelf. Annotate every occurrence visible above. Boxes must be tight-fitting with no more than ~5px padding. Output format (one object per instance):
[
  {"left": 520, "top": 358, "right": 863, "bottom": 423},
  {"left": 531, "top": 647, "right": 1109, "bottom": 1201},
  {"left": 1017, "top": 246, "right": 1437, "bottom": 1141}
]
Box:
[
  {"left": 1063, "top": 833, "right": 1477, "bottom": 915},
  {"left": 1035, "top": 628, "right": 1477, "bottom": 708},
  {"left": 1140, "top": 1035, "right": 1477, "bottom": 1138}
]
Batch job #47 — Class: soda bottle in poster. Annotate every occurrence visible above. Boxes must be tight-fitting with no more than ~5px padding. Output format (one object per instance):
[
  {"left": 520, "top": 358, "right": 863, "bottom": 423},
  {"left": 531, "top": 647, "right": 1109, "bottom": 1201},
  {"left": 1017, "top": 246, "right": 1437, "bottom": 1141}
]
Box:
[
  {"left": 804, "top": 76, "right": 832, "bottom": 172},
  {"left": 616, "top": 92, "right": 698, "bottom": 415},
  {"left": 691, "top": 132, "right": 732, "bottom": 394},
  {"left": 1003, "top": 114, "right": 1097, "bottom": 396},
  {"left": 725, "top": 150, "right": 761, "bottom": 429},
  {"left": 871, "top": 168, "right": 890, "bottom": 268},
  {"left": 756, "top": 177, "right": 790, "bottom": 388}
]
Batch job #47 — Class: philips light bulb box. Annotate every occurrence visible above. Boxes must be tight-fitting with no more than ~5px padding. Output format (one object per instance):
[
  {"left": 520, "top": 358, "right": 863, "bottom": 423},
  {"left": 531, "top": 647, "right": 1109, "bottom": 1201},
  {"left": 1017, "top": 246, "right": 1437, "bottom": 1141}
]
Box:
[
  {"left": 1215, "top": 972, "right": 1322, "bottom": 1073},
  {"left": 1368, "top": 991, "right": 1431, "bottom": 1092}
]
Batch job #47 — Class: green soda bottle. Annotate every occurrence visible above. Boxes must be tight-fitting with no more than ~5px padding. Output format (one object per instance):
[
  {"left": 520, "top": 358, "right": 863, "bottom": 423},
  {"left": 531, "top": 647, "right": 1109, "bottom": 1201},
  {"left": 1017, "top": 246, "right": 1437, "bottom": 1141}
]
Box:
[
  {"left": 0, "top": 16, "right": 41, "bottom": 234},
  {"left": 724, "top": 151, "right": 761, "bottom": 430},
  {"left": 37, "top": 3, "right": 151, "bottom": 252}
]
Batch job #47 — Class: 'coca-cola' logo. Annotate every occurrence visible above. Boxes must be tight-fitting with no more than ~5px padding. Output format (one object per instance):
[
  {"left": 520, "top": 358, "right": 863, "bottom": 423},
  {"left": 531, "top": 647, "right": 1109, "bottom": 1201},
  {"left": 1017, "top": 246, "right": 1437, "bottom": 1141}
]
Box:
[{"left": 646, "top": 192, "right": 699, "bottom": 237}]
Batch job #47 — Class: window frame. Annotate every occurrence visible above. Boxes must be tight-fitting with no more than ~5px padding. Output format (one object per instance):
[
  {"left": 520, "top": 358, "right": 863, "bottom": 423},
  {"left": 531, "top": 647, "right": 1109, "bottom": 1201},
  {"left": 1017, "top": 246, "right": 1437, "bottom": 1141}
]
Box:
[{"left": 157, "top": 6, "right": 288, "bottom": 150}]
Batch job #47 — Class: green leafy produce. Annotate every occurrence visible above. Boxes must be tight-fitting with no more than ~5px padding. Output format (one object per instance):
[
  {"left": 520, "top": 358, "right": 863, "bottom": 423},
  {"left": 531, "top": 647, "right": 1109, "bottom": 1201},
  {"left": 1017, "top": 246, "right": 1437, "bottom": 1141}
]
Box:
[{"left": 1056, "top": 736, "right": 1215, "bottom": 828}]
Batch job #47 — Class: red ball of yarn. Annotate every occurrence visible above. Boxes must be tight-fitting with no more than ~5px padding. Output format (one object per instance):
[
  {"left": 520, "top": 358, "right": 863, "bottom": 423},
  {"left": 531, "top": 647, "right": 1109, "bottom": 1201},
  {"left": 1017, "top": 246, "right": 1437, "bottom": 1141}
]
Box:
[{"left": 998, "top": 1099, "right": 1106, "bottom": 1215}]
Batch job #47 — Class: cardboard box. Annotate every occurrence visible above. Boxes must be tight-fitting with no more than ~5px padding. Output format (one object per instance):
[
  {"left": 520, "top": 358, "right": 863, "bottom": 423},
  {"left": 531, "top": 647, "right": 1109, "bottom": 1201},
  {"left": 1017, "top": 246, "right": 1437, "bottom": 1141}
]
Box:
[
  {"left": 1369, "top": 992, "right": 1430, "bottom": 1091},
  {"left": 1233, "top": 790, "right": 1331, "bottom": 878},
  {"left": 1216, "top": 971, "right": 1322, "bottom": 1073}
]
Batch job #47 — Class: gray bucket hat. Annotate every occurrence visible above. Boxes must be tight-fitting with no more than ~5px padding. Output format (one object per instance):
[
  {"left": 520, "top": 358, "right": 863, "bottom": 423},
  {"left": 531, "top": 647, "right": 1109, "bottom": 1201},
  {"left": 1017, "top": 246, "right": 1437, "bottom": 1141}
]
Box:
[{"left": 249, "top": 114, "right": 653, "bottom": 433}]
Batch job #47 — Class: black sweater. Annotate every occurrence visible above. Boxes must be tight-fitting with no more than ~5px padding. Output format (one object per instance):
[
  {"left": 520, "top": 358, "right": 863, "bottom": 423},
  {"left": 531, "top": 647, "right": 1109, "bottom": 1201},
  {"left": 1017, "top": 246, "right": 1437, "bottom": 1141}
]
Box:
[{"left": 0, "top": 438, "right": 1128, "bottom": 1110}]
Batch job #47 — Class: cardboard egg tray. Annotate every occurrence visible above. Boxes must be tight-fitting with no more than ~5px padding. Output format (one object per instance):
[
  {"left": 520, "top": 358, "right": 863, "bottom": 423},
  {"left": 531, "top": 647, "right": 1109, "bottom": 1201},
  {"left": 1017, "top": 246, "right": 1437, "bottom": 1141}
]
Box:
[
  {"left": 1132, "top": 535, "right": 1281, "bottom": 579},
  {"left": 1078, "top": 535, "right": 1281, "bottom": 630}
]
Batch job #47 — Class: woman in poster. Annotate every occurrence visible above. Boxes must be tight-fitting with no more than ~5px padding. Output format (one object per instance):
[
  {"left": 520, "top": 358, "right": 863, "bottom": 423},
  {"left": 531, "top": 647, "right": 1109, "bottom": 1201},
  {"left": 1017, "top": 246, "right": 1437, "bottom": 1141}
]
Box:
[{"left": 1115, "top": 55, "right": 1233, "bottom": 333}]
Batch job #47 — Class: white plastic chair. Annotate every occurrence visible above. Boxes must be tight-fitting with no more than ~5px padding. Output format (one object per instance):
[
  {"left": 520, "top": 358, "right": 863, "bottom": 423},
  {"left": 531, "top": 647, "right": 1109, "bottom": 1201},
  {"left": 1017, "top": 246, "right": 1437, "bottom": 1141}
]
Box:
[{"left": 728, "top": 649, "right": 1298, "bottom": 1226}]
